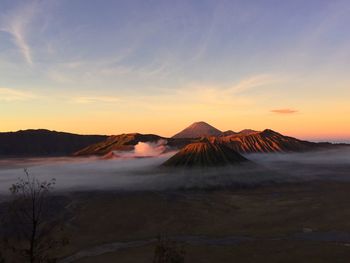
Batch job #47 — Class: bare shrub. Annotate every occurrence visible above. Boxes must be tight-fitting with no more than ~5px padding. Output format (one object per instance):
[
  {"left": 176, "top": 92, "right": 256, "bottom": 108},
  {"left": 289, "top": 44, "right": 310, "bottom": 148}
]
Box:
[{"left": 2, "top": 169, "right": 68, "bottom": 263}]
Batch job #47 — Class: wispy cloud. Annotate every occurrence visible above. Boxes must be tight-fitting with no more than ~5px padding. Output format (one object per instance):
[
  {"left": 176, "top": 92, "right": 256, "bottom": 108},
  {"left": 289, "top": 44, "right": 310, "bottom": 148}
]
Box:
[
  {"left": 98, "top": 60, "right": 171, "bottom": 79},
  {"left": 47, "top": 69, "right": 75, "bottom": 84},
  {"left": 230, "top": 74, "right": 281, "bottom": 94},
  {"left": 0, "top": 88, "right": 36, "bottom": 101},
  {"left": 190, "top": 2, "right": 225, "bottom": 62},
  {"left": 271, "top": 108, "right": 298, "bottom": 114},
  {"left": 72, "top": 96, "right": 120, "bottom": 104},
  {"left": 172, "top": 74, "right": 281, "bottom": 108},
  {"left": 0, "top": 1, "right": 38, "bottom": 65},
  {"left": 171, "top": 85, "right": 250, "bottom": 111}
]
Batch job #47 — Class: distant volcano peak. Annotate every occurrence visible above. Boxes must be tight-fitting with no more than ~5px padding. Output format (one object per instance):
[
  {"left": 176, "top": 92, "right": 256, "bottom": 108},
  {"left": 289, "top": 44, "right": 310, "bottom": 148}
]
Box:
[
  {"left": 261, "top": 129, "right": 279, "bottom": 136},
  {"left": 187, "top": 121, "right": 218, "bottom": 130},
  {"left": 192, "top": 121, "right": 209, "bottom": 125},
  {"left": 172, "top": 121, "right": 222, "bottom": 139}
]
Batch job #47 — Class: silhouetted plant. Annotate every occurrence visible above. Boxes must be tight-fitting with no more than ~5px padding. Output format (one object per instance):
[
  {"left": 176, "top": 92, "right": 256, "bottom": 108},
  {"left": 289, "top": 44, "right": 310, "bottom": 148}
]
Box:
[
  {"left": 2, "top": 169, "right": 68, "bottom": 263},
  {"left": 153, "top": 235, "right": 185, "bottom": 263}
]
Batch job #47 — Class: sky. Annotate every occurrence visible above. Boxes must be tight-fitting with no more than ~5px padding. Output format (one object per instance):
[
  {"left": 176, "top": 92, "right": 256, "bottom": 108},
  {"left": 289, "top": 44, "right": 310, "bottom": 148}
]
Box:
[{"left": 0, "top": 0, "right": 350, "bottom": 141}]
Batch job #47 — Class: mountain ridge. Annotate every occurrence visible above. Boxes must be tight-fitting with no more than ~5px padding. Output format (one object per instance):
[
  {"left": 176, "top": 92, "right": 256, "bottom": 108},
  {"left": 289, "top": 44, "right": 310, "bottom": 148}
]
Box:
[
  {"left": 73, "top": 133, "right": 165, "bottom": 156},
  {"left": 0, "top": 123, "right": 347, "bottom": 157},
  {"left": 162, "top": 139, "right": 249, "bottom": 167},
  {"left": 72, "top": 122, "right": 347, "bottom": 156},
  {"left": 0, "top": 129, "right": 107, "bottom": 157}
]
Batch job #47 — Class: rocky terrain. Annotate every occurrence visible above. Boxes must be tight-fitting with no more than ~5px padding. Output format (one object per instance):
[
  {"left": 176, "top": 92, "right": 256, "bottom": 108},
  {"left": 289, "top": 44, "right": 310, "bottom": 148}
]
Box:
[
  {"left": 162, "top": 139, "right": 249, "bottom": 167},
  {"left": 73, "top": 122, "right": 340, "bottom": 157},
  {"left": 0, "top": 122, "right": 344, "bottom": 157},
  {"left": 215, "top": 129, "right": 330, "bottom": 153}
]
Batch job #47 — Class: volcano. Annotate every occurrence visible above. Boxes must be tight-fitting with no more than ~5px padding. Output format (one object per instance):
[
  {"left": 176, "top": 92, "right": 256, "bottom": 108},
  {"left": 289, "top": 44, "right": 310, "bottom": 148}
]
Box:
[
  {"left": 162, "top": 138, "right": 249, "bottom": 167},
  {"left": 73, "top": 133, "right": 164, "bottom": 156},
  {"left": 217, "top": 129, "right": 325, "bottom": 153},
  {"left": 172, "top": 121, "right": 223, "bottom": 138}
]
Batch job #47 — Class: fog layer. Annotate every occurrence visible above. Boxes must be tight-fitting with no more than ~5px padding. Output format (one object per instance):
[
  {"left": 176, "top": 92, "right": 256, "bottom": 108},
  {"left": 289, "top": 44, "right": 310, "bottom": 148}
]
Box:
[{"left": 0, "top": 147, "right": 349, "bottom": 194}]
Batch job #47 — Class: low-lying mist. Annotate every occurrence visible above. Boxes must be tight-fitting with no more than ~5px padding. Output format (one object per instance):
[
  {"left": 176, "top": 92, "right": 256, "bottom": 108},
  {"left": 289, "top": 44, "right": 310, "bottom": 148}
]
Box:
[
  {"left": 248, "top": 147, "right": 350, "bottom": 180},
  {"left": 0, "top": 147, "right": 349, "bottom": 195}
]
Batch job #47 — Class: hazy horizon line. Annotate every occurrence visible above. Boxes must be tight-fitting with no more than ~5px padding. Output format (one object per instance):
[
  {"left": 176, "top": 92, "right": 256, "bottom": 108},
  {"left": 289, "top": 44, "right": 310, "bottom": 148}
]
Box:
[{"left": 1, "top": 127, "right": 349, "bottom": 144}]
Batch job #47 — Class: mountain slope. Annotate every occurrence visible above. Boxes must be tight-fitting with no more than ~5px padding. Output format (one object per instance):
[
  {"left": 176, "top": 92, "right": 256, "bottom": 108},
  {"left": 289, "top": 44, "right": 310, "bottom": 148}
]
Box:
[
  {"left": 74, "top": 129, "right": 339, "bottom": 156},
  {"left": 172, "top": 121, "right": 223, "bottom": 138},
  {"left": 73, "top": 133, "right": 165, "bottom": 156},
  {"left": 1, "top": 124, "right": 343, "bottom": 157},
  {"left": 162, "top": 139, "right": 249, "bottom": 167},
  {"left": 222, "top": 130, "right": 237, "bottom": 136},
  {"left": 0, "top": 129, "right": 107, "bottom": 157},
  {"left": 217, "top": 129, "right": 324, "bottom": 153},
  {"left": 238, "top": 129, "right": 258, "bottom": 136}
]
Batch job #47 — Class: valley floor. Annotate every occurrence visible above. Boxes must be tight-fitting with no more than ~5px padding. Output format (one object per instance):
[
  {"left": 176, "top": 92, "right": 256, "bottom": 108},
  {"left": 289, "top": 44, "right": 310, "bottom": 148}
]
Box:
[{"left": 49, "top": 181, "right": 350, "bottom": 263}]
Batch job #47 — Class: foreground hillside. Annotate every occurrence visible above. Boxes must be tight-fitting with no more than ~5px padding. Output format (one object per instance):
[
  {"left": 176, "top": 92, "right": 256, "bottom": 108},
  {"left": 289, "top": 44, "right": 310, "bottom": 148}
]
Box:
[
  {"left": 0, "top": 129, "right": 107, "bottom": 157},
  {"left": 3, "top": 181, "right": 348, "bottom": 262}
]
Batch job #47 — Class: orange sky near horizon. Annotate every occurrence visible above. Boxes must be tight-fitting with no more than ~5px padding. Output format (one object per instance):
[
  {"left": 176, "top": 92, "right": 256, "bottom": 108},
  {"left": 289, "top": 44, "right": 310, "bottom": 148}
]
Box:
[
  {"left": 1, "top": 76, "right": 349, "bottom": 142},
  {"left": 1, "top": 1, "right": 350, "bottom": 142},
  {"left": 1, "top": 81, "right": 350, "bottom": 142},
  {"left": 2, "top": 108, "right": 350, "bottom": 142}
]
